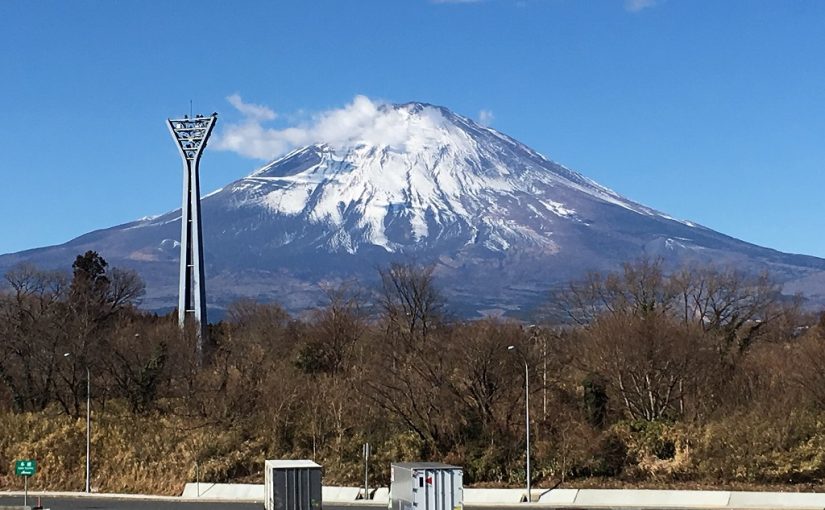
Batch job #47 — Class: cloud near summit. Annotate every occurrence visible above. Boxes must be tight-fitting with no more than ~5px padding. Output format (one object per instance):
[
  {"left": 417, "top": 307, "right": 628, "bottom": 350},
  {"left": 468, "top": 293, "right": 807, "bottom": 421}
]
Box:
[
  {"left": 226, "top": 94, "right": 276, "bottom": 121},
  {"left": 214, "top": 95, "right": 448, "bottom": 160}
]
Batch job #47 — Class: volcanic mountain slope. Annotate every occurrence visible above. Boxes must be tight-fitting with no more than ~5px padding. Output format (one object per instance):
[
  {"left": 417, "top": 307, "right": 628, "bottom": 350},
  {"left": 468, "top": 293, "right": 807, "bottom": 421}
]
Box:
[{"left": 2, "top": 102, "right": 824, "bottom": 317}]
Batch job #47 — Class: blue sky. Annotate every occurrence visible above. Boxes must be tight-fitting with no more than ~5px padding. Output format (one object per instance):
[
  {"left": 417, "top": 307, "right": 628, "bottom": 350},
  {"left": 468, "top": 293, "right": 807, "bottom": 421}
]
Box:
[{"left": 1, "top": 0, "right": 824, "bottom": 257}]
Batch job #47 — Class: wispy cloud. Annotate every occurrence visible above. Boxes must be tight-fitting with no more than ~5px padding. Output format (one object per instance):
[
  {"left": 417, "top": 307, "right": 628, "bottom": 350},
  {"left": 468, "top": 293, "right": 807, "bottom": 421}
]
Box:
[
  {"left": 478, "top": 109, "right": 494, "bottom": 127},
  {"left": 214, "top": 95, "right": 449, "bottom": 160},
  {"left": 226, "top": 94, "right": 277, "bottom": 121},
  {"left": 624, "top": 0, "right": 657, "bottom": 12}
]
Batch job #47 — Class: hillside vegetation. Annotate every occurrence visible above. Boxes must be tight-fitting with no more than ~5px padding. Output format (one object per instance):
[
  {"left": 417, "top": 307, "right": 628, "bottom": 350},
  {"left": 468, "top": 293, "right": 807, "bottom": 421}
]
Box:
[{"left": 2, "top": 252, "right": 825, "bottom": 494}]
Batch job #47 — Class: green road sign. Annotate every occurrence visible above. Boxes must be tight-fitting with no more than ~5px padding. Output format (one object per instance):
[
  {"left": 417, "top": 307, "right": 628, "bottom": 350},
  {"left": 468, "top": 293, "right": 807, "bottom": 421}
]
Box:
[{"left": 15, "top": 459, "right": 36, "bottom": 476}]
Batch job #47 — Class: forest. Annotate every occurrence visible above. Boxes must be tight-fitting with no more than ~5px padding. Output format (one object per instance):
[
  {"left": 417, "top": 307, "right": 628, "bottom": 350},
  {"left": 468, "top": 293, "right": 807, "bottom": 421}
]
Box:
[{"left": 2, "top": 251, "right": 825, "bottom": 495}]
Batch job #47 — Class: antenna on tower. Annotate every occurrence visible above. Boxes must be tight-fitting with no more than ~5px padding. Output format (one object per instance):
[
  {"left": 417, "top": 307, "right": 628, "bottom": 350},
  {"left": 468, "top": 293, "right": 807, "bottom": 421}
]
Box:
[{"left": 189, "top": 100, "right": 193, "bottom": 118}]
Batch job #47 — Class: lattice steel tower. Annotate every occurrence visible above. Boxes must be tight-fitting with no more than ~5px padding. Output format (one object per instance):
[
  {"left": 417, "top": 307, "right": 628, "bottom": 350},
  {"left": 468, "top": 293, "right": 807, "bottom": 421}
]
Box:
[{"left": 167, "top": 113, "right": 217, "bottom": 354}]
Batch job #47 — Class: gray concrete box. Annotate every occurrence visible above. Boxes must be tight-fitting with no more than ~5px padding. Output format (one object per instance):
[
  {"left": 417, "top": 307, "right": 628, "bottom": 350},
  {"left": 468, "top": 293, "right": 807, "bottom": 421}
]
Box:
[
  {"left": 264, "top": 460, "right": 322, "bottom": 510},
  {"left": 390, "top": 463, "right": 463, "bottom": 510}
]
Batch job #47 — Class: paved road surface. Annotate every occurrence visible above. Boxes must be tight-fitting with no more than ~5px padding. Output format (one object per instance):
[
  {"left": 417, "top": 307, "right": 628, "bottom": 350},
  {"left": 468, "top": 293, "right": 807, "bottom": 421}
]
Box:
[
  {"left": 0, "top": 498, "right": 390, "bottom": 510},
  {"left": 0, "top": 495, "right": 264, "bottom": 510},
  {"left": 0, "top": 499, "right": 800, "bottom": 510}
]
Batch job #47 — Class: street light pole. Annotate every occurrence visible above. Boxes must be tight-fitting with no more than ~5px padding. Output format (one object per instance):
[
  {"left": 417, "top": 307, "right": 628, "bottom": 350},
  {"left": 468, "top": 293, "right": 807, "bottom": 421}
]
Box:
[
  {"left": 64, "top": 352, "right": 91, "bottom": 493},
  {"left": 85, "top": 365, "right": 91, "bottom": 494},
  {"left": 508, "top": 345, "right": 531, "bottom": 503}
]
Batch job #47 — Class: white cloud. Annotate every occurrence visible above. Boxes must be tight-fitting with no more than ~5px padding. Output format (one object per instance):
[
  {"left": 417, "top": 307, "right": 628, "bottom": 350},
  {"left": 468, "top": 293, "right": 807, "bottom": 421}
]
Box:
[
  {"left": 227, "top": 94, "right": 277, "bottom": 121},
  {"left": 214, "top": 95, "right": 449, "bottom": 161},
  {"left": 478, "top": 109, "right": 494, "bottom": 127},
  {"left": 624, "top": 0, "right": 657, "bottom": 12}
]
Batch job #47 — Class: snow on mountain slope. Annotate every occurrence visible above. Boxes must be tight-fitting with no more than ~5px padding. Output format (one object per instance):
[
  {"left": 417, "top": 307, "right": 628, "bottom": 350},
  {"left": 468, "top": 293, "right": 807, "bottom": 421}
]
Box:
[
  {"left": 205, "top": 102, "right": 686, "bottom": 255},
  {"left": 2, "top": 101, "right": 824, "bottom": 317}
]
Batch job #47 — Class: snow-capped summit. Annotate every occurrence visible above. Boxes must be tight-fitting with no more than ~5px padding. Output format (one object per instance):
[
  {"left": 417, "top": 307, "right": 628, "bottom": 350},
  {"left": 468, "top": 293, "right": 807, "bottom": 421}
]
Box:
[
  {"left": 209, "top": 102, "right": 676, "bottom": 255},
  {"left": 2, "top": 101, "right": 824, "bottom": 316}
]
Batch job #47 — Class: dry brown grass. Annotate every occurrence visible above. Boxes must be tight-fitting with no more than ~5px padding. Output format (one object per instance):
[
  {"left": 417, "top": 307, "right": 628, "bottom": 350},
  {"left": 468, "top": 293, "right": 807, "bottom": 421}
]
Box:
[
  {"left": 0, "top": 404, "right": 240, "bottom": 495},
  {"left": 5, "top": 404, "right": 825, "bottom": 494}
]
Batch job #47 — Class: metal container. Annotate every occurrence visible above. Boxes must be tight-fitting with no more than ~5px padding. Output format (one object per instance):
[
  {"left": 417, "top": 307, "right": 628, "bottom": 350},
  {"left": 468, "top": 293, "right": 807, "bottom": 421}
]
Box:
[
  {"left": 264, "top": 460, "right": 322, "bottom": 510},
  {"left": 390, "top": 463, "right": 463, "bottom": 510}
]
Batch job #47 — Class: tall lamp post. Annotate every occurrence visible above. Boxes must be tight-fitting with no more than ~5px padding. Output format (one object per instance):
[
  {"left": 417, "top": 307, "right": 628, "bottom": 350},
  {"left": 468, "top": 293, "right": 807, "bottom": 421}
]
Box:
[
  {"left": 168, "top": 113, "right": 217, "bottom": 362},
  {"left": 63, "top": 352, "right": 91, "bottom": 493},
  {"left": 508, "top": 345, "right": 531, "bottom": 502}
]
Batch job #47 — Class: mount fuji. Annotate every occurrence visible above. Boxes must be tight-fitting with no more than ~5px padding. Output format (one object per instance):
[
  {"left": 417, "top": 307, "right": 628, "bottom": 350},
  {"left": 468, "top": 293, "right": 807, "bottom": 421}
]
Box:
[{"left": 3, "top": 102, "right": 824, "bottom": 317}]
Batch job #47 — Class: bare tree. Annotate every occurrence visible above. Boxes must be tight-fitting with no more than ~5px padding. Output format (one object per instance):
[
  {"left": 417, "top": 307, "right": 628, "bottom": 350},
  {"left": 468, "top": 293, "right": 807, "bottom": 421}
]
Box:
[
  {"left": 448, "top": 319, "right": 525, "bottom": 439},
  {"left": 0, "top": 263, "right": 67, "bottom": 411},
  {"left": 379, "top": 262, "right": 444, "bottom": 347},
  {"left": 364, "top": 262, "right": 456, "bottom": 455},
  {"left": 579, "top": 313, "right": 712, "bottom": 421},
  {"left": 554, "top": 258, "right": 676, "bottom": 325},
  {"left": 671, "top": 267, "right": 782, "bottom": 359},
  {"left": 296, "top": 283, "right": 367, "bottom": 375}
]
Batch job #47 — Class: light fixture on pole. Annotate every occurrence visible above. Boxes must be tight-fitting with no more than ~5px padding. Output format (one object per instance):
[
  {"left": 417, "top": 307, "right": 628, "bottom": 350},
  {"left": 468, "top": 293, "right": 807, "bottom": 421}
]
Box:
[
  {"left": 63, "top": 352, "right": 91, "bottom": 493},
  {"left": 508, "top": 345, "right": 531, "bottom": 503}
]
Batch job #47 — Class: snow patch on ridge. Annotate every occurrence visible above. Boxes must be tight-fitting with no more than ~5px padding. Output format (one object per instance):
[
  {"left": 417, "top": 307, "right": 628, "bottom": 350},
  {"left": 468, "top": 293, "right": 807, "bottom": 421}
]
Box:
[
  {"left": 539, "top": 199, "right": 576, "bottom": 218},
  {"left": 208, "top": 101, "right": 696, "bottom": 253}
]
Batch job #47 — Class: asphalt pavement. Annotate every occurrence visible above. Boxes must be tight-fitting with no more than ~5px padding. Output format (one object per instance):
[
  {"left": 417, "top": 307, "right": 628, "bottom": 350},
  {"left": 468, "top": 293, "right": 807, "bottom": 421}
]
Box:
[
  {"left": 0, "top": 495, "right": 399, "bottom": 510},
  {"left": 3, "top": 495, "right": 806, "bottom": 510},
  {"left": 0, "top": 495, "right": 262, "bottom": 510}
]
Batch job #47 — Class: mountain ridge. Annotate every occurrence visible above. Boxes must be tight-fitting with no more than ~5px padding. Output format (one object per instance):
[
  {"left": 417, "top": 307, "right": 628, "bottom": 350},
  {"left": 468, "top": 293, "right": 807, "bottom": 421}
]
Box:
[{"left": 2, "top": 101, "right": 824, "bottom": 317}]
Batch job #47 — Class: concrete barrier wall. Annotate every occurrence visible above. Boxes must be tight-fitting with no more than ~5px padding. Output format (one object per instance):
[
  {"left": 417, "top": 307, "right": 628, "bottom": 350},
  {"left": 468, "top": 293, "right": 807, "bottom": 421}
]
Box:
[
  {"left": 464, "top": 488, "right": 523, "bottom": 504},
  {"left": 537, "top": 488, "right": 578, "bottom": 505},
  {"left": 727, "top": 491, "right": 825, "bottom": 508},
  {"left": 181, "top": 483, "right": 264, "bottom": 500},
  {"left": 179, "top": 484, "right": 825, "bottom": 508},
  {"left": 572, "top": 489, "right": 731, "bottom": 507},
  {"left": 181, "top": 483, "right": 365, "bottom": 502},
  {"left": 321, "top": 486, "right": 361, "bottom": 502},
  {"left": 372, "top": 487, "right": 390, "bottom": 503}
]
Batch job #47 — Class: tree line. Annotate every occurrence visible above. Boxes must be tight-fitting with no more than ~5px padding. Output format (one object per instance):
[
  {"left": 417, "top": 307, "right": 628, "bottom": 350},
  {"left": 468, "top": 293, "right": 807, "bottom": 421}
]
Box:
[{"left": 2, "top": 252, "right": 825, "bottom": 491}]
